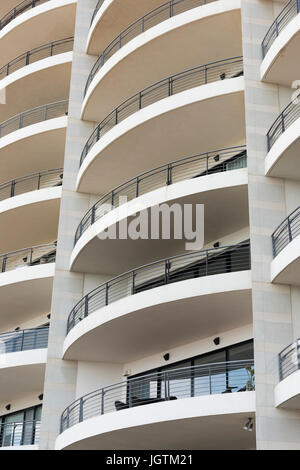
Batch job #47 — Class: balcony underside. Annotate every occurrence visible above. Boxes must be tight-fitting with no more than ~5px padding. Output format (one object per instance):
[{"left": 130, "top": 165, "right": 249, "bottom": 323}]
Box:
[
  {"left": 265, "top": 118, "right": 300, "bottom": 180},
  {"left": 0, "top": 349, "right": 46, "bottom": 404},
  {"left": 0, "top": 264, "right": 54, "bottom": 331},
  {"left": 0, "top": 191, "right": 61, "bottom": 253},
  {"left": 78, "top": 81, "right": 245, "bottom": 195},
  {"left": 83, "top": 1, "right": 242, "bottom": 122},
  {"left": 72, "top": 171, "right": 249, "bottom": 274},
  {"left": 56, "top": 393, "right": 256, "bottom": 450},
  {"left": 0, "top": 118, "right": 67, "bottom": 182},
  {"left": 0, "top": 56, "right": 72, "bottom": 121},
  {"left": 261, "top": 14, "right": 300, "bottom": 86},
  {"left": 64, "top": 271, "right": 252, "bottom": 363},
  {"left": 0, "top": 0, "right": 76, "bottom": 66}
]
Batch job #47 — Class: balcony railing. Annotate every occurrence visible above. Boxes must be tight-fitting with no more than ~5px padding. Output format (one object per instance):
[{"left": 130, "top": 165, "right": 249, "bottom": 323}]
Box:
[
  {"left": 60, "top": 359, "right": 254, "bottom": 432},
  {"left": 0, "top": 420, "right": 40, "bottom": 447},
  {"left": 67, "top": 241, "right": 250, "bottom": 333},
  {"left": 262, "top": 0, "right": 300, "bottom": 58},
  {"left": 272, "top": 206, "right": 300, "bottom": 257},
  {"left": 0, "top": 242, "right": 56, "bottom": 273},
  {"left": 80, "top": 56, "right": 244, "bottom": 166},
  {"left": 0, "top": 100, "right": 68, "bottom": 139},
  {"left": 0, "top": 326, "right": 49, "bottom": 354},
  {"left": 85, "top": 0, "right": 217, "bottom": 95},
  {"left": 279, "top": 339, "right": 300, "bottom": 381},
  {"left": 90, "top": 0, "right": 105, "bottom": 25},
  {"left": 267, "top": 94, "right": 300, "bottom": 151},
  {"left": 75, "top": 146, "right": 247, "bottom": 245},
  {"left": 0, "top": 36, "right": 74, "bottom": 80},
  {"left": 0, "top": 0, "right": 50, "bottom": 31},
  {"left": 0, "top": 168, "right": 63, "bottom": 202}
]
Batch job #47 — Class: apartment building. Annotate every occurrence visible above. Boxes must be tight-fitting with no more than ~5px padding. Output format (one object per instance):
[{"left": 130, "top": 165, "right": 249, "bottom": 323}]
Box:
[{"left": 0, "top": 0, "right": 299, "bottom": 450}]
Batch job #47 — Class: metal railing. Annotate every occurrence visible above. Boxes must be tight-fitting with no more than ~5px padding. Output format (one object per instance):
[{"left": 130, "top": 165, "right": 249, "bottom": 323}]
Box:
[
  {"left": 0, "top": 168, "right": 63, "bottom": 202},
  {"left": 267, "top": 94, "right": 300, "bottom": 150},
  {"left": 272, "top": 206, "right": 300, "bottom": 257},
  {"left": 67, "top": 241, "right": 251, "bottom": 333},
  {"left": 85, "top": 0, "right": 217, "bottom": 95},
  {"left": 0, "top": 37, "right": 74, "bottom": 81},
  {"left": 0, "top": 326, "right": 49, "bottom": 354},
  {"left": 0, "top": 242, "right": 56, "bottom": 273},
  {"left": 75, "top": 146, "right": 247, "bottom": 245},
  {"left": 262, "top": 0, "right": 300, "bottom": 58},
  {"left": 60, "top": 359, "right": 254, "bottom": 432},
  {"left": 0, "top": 420, "right": 40, "bottom": 447},
  {"left": 279, "top": 339, "right": 300, "bottom": 381},
  {"left": 90, "top": 0, "right": 105, "bottom": 25},
  {"left": 0, "top": 0, "right": 50, "bottom": 31},
  {"left": 80, "top": 56, "right": 244, "bottom": 166},
  {"left": 0, "top": 100, "right": 68, "bottom": 139}
]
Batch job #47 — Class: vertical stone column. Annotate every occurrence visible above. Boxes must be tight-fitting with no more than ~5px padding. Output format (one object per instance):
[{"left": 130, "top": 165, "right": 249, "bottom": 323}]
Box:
[
  {"left": 241, "top": 0, "right": 300, "bottom": 449},
  {"left": 39, "top": 0, "right": 97, "bottom": 450}
]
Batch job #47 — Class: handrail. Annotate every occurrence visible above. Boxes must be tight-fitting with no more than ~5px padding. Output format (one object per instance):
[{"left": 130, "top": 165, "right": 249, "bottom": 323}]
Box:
[
  {"left": 90, "top": 0, "right": 105, "bottom": 25},
  {"left": 0, "top": 168, "right": 63, "bottom": 202},
  {"left": 279, "top": 339, "right": 300, "bottom": 381},
  {"left": 0, "top": 0, "right": 50, "bottom": 31},
  {"left": 0, "top": 99, "right": 68, "bottom": 139},
  {"left": 262, "top": 0, "right": 300, "bottom": 58},
  {"left": 0, "top": 420, "right": 40, "bottom": 447},
  {"left": 60, "top": 359, "right": 255, "bottom": 432},
  {"left": 75, "top": 145, "right": 247, "bottom": 245},
  {"left": 0, "top": 326, "right": 49, "bottom": 354},
  {"left": 267, "top": 94, "right": 300, "bottom": 150},
  {"left": 67, "top": 241, "right": 251, "bottom": 333},
  {"left": 0, "top": 242, "right": 57, "bottom": 273},
  {"left": 80, "top": 56, "right": 243, "bottom": 165},
  {"left": 272, "top": 206, "right": 300, "bottom": 257},
  {"left": 0, "top": 36, "right": 74, "bottom": 81},
  {"left": 85, "top": 0, "right": 218, "bottom": 95}
]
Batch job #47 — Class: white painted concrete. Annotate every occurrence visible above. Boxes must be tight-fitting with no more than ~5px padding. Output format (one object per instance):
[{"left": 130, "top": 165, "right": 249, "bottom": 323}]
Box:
[
  {"left": 0, "top": 186, "right": 62, "bottom": 215},
  {"left": 271, "top": 234, "right": 300, "bottom": 285},
  {"left": 275, "top": 369, "right": 300, "bottom": 409}
]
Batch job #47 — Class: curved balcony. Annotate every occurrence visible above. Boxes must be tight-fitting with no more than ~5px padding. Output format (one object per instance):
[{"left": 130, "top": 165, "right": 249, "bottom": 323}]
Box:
[
  {"left": 64, "top": 242, "right": 251, "bottom": 362},
  {"left": 0, "top": 1, "right": 76, "bottom": 66},
  {"left": 83, "top": 0, "right": 242, "bottom": 122},
  {"left": 261, "top": 0, "right": 300, "bottom": 85},
  {"left": 265, "top": 94, "right": 300, "bottom": 180},
  {"left": 56, "top": 360, "right": 255, "bottom": 450},
  {"left": 0, "top": 420, "right": 40, "bottom": 449},
  {"left": 78, "top": 57, "right": 245, "bottom": 194},
  {"left": 275, "top": 339, "right": 300, "bottom": 409},
  {"left": 0, "top": 37, "right": 73, "bottom": 121},
  {"left": 72, "top": 146, "right": 248, "bottom": 274},
  {"left": 0, "top": 100, "right": 68, "bottom": 182},
  {"left": 0, "top": 169, "right": 62, "bottom": 254},
  {"left": 271, "top": 207, "right": 300, "bottom": 285},
  {"left": 0, "top": 243, "right": 56, "bottom": 331}
]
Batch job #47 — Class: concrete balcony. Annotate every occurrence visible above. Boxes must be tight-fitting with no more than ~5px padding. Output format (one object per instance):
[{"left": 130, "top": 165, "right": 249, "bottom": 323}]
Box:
[
  {"left": 275, "top": 339, "right": 300, "bottom": 409},
  {"left": 0, "top": 0, "right": 76, "bottom": 66},
  {"left": 77, "top": 58, "right": 245, "bottom": 195},
  {"left": 0, "top": 38, "right": 73, "bottom": 121},
  {"left": 72, "top": 147, "right": 248, "bottom": 274},
  {"left": 0, "top": 243, "right": 56, "bottom": 331},
  {"left": 64, "top": 243, "right": 252, "bottom": 363},
  {"left": 0, "top": 101, "right": 68, "bottom": 182},
  {"left": 265, "top": 96, "right": 300, "bottom": 180},
  {"left": 83, "top": 0, "right": 242, "bottom": 122},
  {"left": 56, "top": 360, "right": 255, "bottom": 450},
  {"left": 261, "top": 0, "right": 300, "bottom": 86}
]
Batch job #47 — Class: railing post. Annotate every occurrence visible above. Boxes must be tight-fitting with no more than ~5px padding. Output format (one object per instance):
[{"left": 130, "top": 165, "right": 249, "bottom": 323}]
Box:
[
  {"left": 208, "top": 367, "right": 212, "bottom": 394},
  {"left": 165, "top": 260, "right": 170, "bottom": 284},
  {"left": 297, "top": 0, "right": 300, "bottom": 14},
  {"left": 206, "top": 250, "right": 208, "bottom": 275},
  {"left": 278, "top": 353, "right": 283, "bottom": 381},
  {"left": 272, "top": 235, "right": 276, "bottom": 258},
  {"left": 19, "top": 113, "right": 23, "bottom": 129},
  {"left": 79, "top": 398, "right": 83, "bottom": 423},
  {"left": 91, "top": 205, "right": 95, "bottom": 224},
  {"left": 287, "top": 215, "right": 293, "bottom": 242},
  {"left": 84, "top": 294, "right": 89, "bottom": 318},
  {"left": 168, "top": 77, "right": 173, "bottom": 96},
  {"left": 101, "top": 389, "right": 105, "bottom": 415},
  {"left": 25, "top": 51, "right": 30, "bottom": 65},
  {"left": 167, "top": 164, "right": 172, "bottom": 185},
  {"left": 297, "top": 340, "right": 300, "bottom": 370},
  {"left": 20, "top": 329, "right": 24, "bottom": 352},
  {"left": 141, "top": 16, "right": 145, "bottom": 33},
  {"left": 139, "top": 92, "right": 142, "bottom": 109},
  {"left": 37, "top": 173, "right": 41, "bottom": 190},
  {"left": 136, "top": 177, "right": 139, "bottom": 197},
  {"left": 10, "top": 180, "right": 15, "bottom": 198},
  {"left": 164, "top": 372, "right": 169, "bottom": 400},
  {"left": 115, "top": 109, "right": 118, "bottom": 125},
  {"left": 281, "top": 113, "right": 285, "bottom": 134},
  {"left": 275, "top": 20, "right": 279, "bottom": 37},
  {"left": 105, "top": 283, "right": 109, "bottom": 305},
  {"left": 1, "top": 256, "right": 7, "bottom": 273},
  {"left": 170, "top": 0, "right": 174, "bottom": 17},
  {"left": 29, "top": 247, "right": 33, "bottom": 265}
]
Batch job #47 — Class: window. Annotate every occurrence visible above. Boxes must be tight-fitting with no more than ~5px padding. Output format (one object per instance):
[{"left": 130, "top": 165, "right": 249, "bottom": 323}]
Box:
[{"left": 0, "top": 405, "right": 41, "bottom": 447}]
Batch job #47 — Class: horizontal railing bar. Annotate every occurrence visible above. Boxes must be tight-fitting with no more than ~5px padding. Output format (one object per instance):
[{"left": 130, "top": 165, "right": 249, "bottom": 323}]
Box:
[{"left": 0, "top": 0, "right": 50, "bottom": 30}]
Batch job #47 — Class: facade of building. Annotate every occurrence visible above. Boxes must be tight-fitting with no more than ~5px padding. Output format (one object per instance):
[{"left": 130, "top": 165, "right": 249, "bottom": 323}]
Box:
[{"left": 0, "top": 0, "right": 300, "bottom": 450}]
